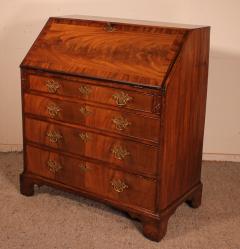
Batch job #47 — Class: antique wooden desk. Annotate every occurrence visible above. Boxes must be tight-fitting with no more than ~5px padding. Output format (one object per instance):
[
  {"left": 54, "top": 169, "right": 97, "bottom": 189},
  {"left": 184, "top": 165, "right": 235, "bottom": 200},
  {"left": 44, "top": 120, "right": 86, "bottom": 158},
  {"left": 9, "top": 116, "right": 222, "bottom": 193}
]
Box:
[{"left": 20, "top": 16, "right": 210, "bottom": 241}]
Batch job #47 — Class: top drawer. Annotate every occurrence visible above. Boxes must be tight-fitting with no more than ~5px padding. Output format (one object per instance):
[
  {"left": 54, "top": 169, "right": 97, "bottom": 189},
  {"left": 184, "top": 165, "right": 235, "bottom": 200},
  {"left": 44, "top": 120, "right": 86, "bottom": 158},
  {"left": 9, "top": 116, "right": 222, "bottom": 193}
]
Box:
[{"left": 27, "top": 74, "right": 160, "bottom": 114}]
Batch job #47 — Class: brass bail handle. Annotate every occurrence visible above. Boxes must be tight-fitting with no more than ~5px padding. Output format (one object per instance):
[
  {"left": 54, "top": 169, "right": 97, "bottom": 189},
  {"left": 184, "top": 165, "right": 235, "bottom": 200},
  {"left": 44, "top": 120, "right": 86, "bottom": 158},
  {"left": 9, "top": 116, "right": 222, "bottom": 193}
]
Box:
[
  {"left": 111, "top": 144, "right": 130, "bottom": 160},
  {"left": 45, "top": 80, "right": 60, "bottom": 93},
  {"left": 46, "top": 131, "right": 63, "bottom": 143},
  {"left": 111, "top": 179, "right": 128, "bottom": 193},
  {"left": 112, "top": 91, "right": 133, "bottom": 107},
  {"left": 47, "top": 103, "right": 61, "bottom": 119},
  {"left": 112, "top": 116, "right": 131, "bottom": 131},
  {"left": 47, "top": 159, "right": 62, "bottom": 173},
  {"left": 79, "top": 85, "right": 92, "bottom": 96}
]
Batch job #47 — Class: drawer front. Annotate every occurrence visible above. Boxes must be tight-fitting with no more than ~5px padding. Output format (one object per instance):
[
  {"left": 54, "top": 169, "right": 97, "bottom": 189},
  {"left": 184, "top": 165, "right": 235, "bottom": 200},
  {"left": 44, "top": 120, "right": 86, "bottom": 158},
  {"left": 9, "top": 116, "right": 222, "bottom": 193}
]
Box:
[
  {"left": 25, "top": 118, "right": 158, "bottom": 177},
  {"left": 28, "top": 74, "right": 158, "bottom": 113},
  {"left": 26, "top": 145, "right": 156, "bottom": 211},
  {"left": 24, "top": 93, "right": 160, "bottom": 143}
]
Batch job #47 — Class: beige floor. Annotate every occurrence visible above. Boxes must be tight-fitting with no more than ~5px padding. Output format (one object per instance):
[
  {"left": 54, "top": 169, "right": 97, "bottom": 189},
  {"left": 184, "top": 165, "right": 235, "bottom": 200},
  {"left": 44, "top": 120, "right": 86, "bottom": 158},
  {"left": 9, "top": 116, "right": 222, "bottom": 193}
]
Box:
[{"left": 0, "top": 152, "right": 239, "bottom": 249}]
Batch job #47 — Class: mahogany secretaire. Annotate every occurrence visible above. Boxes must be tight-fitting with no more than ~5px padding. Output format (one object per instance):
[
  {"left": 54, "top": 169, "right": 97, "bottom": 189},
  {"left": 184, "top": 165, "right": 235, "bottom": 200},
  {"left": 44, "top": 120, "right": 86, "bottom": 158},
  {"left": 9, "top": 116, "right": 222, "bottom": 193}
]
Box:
[{"left": 20, "top": 16, "right": 210, "bottom": 241}]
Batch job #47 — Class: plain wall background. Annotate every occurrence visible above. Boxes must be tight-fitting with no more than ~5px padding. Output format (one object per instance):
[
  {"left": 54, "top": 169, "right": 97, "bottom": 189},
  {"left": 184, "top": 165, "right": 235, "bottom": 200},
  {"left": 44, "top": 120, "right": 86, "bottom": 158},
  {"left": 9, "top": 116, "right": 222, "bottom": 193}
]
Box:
[{"left": 0, "top": 0, "right": 240, "bottom": 161}]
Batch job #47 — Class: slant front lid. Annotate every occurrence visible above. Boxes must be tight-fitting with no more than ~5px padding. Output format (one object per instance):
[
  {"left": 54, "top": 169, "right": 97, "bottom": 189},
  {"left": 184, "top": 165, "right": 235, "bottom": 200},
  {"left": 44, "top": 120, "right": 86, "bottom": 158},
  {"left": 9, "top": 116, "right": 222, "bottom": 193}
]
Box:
[{"left": 21, "top": 17, "right": 188, "bottom": 88}]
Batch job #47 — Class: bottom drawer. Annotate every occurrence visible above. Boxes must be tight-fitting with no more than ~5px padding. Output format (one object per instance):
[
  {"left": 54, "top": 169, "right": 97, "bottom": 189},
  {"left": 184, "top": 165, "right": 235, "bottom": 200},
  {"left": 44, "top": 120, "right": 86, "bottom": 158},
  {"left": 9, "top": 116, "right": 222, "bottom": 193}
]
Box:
[{"left": 26, "top": 145, "right": 156, "bottom": 211}]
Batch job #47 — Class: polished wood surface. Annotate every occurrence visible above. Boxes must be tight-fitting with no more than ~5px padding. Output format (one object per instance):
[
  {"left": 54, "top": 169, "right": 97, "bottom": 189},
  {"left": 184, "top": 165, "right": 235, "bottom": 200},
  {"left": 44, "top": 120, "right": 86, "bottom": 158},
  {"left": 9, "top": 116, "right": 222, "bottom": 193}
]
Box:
[
  {"left": 20, "top": 16, "right": 210, "bottom": 242},
  {"left": 21, "top": 17, "right": 186, "bottom": 87},
  {"left": 25, "top": 118, "right": 158, "bottom": 177},
  {"left": 158, "top": 27, "right": 210, "bottom": 210},
  {"left": 28, "top": 74, "right": 159, "bottom": 113},
  {"left": 24, "top": 93, "right": 160, "bottom": 142},
  {"left": 26, "top": 145, "right": 156, "bottom": 211}
]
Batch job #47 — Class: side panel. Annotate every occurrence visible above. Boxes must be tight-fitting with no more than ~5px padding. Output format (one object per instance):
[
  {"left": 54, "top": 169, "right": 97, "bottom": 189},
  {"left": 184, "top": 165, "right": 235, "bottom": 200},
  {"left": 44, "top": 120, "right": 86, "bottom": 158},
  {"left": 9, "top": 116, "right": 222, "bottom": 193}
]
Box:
[
  {"left": 159, "top": 27, "right": 210, "bottom": 210},
  {"left": 20, "top": 69, "right": 29, "bottom": 174}
]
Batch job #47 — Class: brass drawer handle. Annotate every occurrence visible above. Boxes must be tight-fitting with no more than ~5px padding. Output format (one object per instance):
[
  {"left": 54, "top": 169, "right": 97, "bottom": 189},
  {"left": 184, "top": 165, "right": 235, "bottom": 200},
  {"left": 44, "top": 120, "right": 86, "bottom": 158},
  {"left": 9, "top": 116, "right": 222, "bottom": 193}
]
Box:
[
  {"left": 111, "top": 179, "right": 128, "bottom": 193},
  {"left": 45, "top": 80, "right": 60, "bottom": 93},
  {"left": 46, "top": 131, "right": 63, "bottom": 143},
  {"left": 79, "top": 85, "right": 92, "bottom": 96},
  {"left": 78, "top": 163, "right": 90, "bottom": 172},
  {"left": 104, "top": 22, "right": 116, "bottom": 32},
  {"left": 111, "top": 144, "right": 130, "bottom": 160},
  {"left": 112, "top": 116, "right": 131, "bottom": 131},
  {"left": 79, "top": 106, "right": 92, "bottom": 116},
  {"left": 47, "top": 159, "right": 62, "bottom": 173},
  {"left": 79, "top": 132, "right": 91, "bottom": 143},
  {"left": 112, "top": 91, "right": 133, "bottom": 107},
  {"left": 47, "top": 103, "right": 61, "bottom": 118}
]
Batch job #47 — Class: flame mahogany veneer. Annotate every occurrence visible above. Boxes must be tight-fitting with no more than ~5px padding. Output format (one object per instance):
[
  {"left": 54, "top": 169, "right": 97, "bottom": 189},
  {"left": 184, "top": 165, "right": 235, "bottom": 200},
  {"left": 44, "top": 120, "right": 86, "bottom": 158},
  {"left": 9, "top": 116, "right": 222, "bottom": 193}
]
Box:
[{"left": 20, "top": 16, "right": 210, "bottom": 241}]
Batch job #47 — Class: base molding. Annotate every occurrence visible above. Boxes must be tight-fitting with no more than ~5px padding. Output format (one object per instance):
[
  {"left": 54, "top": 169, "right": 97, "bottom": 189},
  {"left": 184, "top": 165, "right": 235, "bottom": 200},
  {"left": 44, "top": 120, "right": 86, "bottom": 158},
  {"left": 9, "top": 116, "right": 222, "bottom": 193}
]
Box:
[
  {"left": 0, "top": 144, "right": 23, "bottom": 152},
  {"left": 20, "top": 172, "right": 203, "bottom": 242},
  {"left": 133, "top": 183, "right": 203, "bottom": 242},
  {"left": 202, "top": 153, "right": 240, "bottom": 162}
]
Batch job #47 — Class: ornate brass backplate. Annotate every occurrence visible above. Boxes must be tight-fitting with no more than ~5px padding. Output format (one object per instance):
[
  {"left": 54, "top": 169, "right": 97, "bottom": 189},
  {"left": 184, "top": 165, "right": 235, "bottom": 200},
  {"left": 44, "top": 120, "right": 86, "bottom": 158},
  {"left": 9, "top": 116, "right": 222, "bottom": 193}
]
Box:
[
  {"left": 111, "top": 144, "right": 130, "bottom": 160},
  {"left": 112, "top": 116, "right": 131, "bottom": 131},
  {"left": 78, "top": 85, "right": 92, "bottom": 96},
  {"left": 47, "top": 159, "right": 62, "bottom": 173},
  {"left": 112, "top": 91, "right": 133, "bottom": 107},
  {"left": 111, "top": 179, "right": 128, "bottom": 193},
  {"left": 47, "top": 103, "right": 61, "bottom": 118},
  {"left": 46, "top": 131, "right": 63, "bottom": 143},
  {"left": 45, "top": 80, "right": 60, "bottom": 93}
]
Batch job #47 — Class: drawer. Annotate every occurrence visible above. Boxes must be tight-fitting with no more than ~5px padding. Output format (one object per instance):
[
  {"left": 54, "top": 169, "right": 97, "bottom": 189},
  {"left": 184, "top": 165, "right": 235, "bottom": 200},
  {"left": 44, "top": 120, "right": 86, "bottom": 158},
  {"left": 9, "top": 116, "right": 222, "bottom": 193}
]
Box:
[
  {"left": 24, "top": 93, "right": 160, "bottom": 143},
  {"left": 28, "top": 74, "right": 159, "bottom": 113},
  {"left": 26, "top": 145, "right": 156, "bottom": 211},
  {"left": 25, "top": 118, "right": 158, "bottom": 177}
]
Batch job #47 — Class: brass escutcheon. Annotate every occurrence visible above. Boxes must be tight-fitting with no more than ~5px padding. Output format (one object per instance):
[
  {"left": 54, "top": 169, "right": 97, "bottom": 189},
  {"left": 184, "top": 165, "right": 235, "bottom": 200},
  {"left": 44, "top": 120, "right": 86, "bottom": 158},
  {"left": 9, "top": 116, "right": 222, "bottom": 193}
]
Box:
[
  {"left": 111, "top": 144, "right": 130, "bottom": 160},
  {"left": 112, "top": 91, "right": 133, "bottom": 107},
  {"left": 112, "top": 116, "right": 131, "bottom": 131},
  {"left": 47, "top": 103, "right": 61, "bottom": 118},
  {"left": 78, "top": 85, "right": 92, "bottom": 96},
  {"left": 111, "top": 179, "right": 128, "bottom": 193},
  {"left": 45, "top": 80, "right": 60, "bottom": 93},
  {"left": 79, "top": 132, "right": 91, "bottom": 143},
  {"left": 47, "top": 159, "right": 62, "bottom": 173},
  {"left": 46, "top": 131, "right": 63, "bottom": 143},
  {"left": 79, "top": 106, "right": 92, "bottom": 116},
  {"left": 78, "top": 163, "right": 89, "bottom": 172}
]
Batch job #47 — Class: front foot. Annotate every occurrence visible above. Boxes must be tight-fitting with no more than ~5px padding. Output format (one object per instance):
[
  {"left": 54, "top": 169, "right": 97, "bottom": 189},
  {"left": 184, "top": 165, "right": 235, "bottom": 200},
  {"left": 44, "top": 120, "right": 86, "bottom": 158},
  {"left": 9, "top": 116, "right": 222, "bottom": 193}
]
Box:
[
  {"left": 142, "top": 217, "right": 169, "bottom": 242},
  {"left": 186, "top": 183, "right": 202, "bottom": 208},
  {"left": 20, "top": 174, "right": 35, "bottom": 196}
]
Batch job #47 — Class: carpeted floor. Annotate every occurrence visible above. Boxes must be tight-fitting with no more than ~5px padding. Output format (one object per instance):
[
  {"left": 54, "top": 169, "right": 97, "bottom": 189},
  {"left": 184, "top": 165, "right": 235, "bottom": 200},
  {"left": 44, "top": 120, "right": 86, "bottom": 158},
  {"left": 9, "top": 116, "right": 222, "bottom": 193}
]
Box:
[{"left": 0, "top": 153, "right": 239, "bottom": 249}]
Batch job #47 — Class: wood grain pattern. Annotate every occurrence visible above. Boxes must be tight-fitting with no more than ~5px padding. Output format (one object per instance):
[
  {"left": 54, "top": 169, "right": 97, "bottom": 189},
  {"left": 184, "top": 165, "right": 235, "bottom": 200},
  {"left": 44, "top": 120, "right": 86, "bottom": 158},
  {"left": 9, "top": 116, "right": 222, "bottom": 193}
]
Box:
[
  {"left": 25, "top": 118, "right": 158, "bottom": 177},
  {"left": 21, "top": 17, "right": 186, "bottom": 87},
  {"left": 158, "top": 27, "right": 210, "bottom": 210},
  {"left": 26, "top": 145, "right": 157, "bottom": 211},
  {"left": 24, "top": 93, "right": 160, "bottom": 143},
  {"left": 19, "top": 17, "right": 210, "bottom": 242},
  {"left": 24, "top": 68, "right": 160, "bottom": 94},
  {"left": 28, "top": 74, "right": 159, "bottom": 113}
]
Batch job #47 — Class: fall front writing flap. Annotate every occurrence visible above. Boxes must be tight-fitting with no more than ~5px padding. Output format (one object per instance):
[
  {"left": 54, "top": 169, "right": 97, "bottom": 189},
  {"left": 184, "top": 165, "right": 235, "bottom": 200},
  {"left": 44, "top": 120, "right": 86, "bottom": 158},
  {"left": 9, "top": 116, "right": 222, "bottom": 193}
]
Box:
[{"left": 21, "top": 17, "right": 188, "bottom": 88}]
